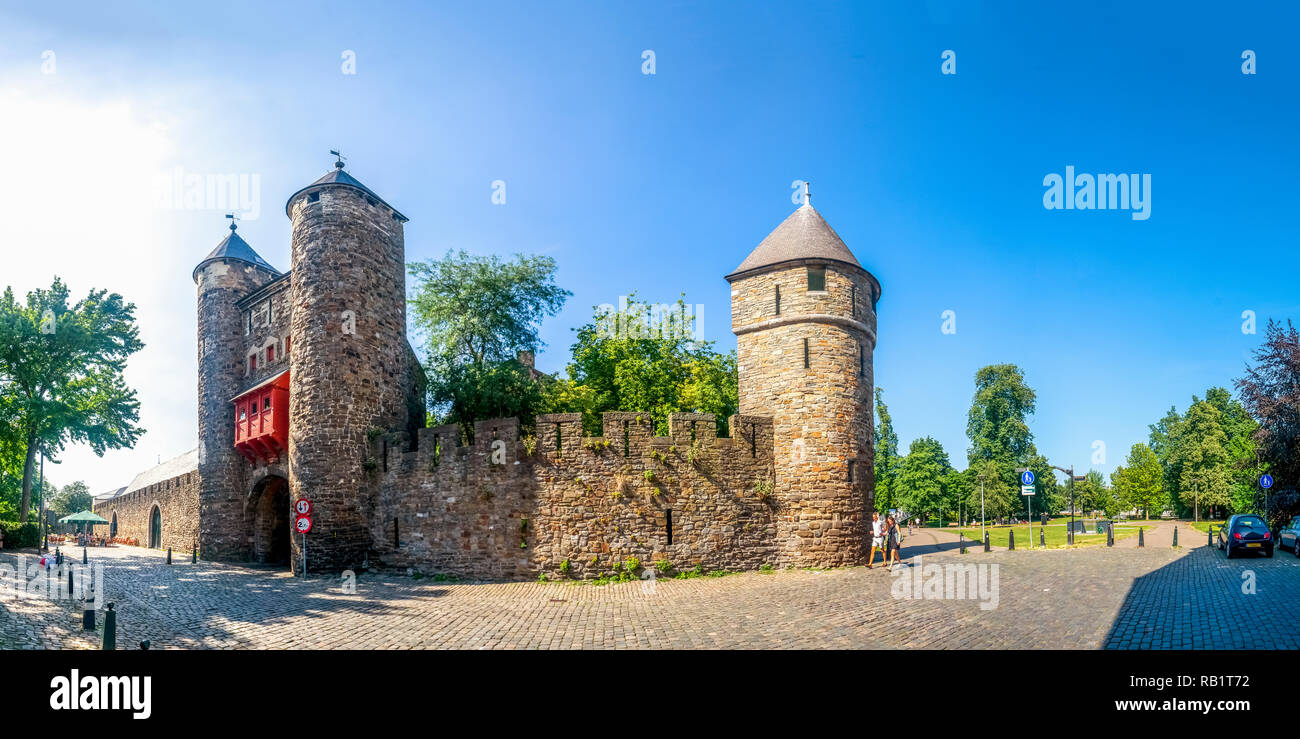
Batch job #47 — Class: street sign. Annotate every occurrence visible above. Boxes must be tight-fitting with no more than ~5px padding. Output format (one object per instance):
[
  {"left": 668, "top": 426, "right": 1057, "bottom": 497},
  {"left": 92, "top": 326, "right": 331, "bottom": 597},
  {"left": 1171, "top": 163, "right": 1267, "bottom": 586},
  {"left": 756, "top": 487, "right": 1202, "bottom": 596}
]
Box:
[
  {"left": 294, "top": 499, "right": 313, "bottom": 516},
  {"left": 1021, "top": 485, "right": 1035, "bottom": 496},
  {"left": 294, "top": 515, "right": 313, "bottom": 534},
  {"left": 1020, "top": 470, "right": 1035, "bottom": 486},
  {"left": 1260, "top": 474, "right": 1274, "bottom": 489}
]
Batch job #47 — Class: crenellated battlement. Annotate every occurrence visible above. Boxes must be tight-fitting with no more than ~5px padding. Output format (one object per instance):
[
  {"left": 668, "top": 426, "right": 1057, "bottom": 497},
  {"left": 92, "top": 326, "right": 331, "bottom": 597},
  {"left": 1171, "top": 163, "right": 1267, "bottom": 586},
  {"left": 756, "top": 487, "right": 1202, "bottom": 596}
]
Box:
[{"left": 365, "top": 411, "right": 776, "bottom": 580}]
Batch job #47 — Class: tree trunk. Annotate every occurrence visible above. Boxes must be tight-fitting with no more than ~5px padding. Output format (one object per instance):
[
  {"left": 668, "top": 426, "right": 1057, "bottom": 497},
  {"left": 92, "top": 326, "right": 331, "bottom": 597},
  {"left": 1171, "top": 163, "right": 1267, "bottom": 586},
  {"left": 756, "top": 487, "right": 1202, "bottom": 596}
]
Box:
[{"left": 19, "top": 439, "right": 36, "bottom": 523}]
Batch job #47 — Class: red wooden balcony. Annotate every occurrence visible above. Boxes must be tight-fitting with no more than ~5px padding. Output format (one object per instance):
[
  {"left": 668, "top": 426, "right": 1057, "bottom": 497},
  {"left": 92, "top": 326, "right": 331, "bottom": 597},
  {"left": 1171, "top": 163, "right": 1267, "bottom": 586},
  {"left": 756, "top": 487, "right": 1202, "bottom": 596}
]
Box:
[{"left": 233, "top": 371, "right": 289, "bottom": 464}]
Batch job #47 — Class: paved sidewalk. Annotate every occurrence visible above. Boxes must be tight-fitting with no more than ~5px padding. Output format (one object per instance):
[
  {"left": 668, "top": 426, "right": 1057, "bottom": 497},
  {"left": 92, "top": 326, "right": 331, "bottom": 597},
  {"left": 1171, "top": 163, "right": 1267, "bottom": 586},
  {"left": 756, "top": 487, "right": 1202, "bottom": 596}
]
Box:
[{"left": 3, "top": 540, "right": 1297, "bottom": 650}]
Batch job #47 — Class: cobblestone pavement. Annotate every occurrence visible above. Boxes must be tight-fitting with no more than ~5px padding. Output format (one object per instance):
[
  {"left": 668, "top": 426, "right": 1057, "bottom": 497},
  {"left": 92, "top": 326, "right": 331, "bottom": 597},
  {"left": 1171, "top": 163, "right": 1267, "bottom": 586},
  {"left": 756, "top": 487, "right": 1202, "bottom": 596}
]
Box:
[{"left": 2, "top": 539, "right": 1297, "bottom": 649}]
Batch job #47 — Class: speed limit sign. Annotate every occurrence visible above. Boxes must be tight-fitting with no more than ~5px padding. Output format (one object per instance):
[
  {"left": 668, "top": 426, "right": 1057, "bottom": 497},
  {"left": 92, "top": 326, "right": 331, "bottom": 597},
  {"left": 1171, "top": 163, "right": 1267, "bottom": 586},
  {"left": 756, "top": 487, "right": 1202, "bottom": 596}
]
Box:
[
  {"left": 294, "top": 515, "right": 313, "bottom": 534},
  {"left": 294, "top": 499, "right": 313, "bottom": 516}
]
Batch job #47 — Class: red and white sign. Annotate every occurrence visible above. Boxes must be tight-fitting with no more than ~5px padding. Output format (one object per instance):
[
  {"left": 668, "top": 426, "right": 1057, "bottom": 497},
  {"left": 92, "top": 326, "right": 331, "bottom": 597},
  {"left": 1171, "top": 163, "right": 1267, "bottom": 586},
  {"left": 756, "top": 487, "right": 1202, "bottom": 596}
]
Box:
[
  {"left": 294, "top": 515, "right": 313, "bottom": 534},
  {"left": 294, "top": 499, "right": 313, "bottom": 516}
]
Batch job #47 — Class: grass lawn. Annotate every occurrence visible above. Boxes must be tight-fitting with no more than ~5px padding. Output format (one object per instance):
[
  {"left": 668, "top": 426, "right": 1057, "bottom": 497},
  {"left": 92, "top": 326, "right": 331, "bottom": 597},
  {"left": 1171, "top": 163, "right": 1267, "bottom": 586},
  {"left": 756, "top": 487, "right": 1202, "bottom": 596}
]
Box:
[
  {"left": 955, "top": 523, "right": 1142, "bottom": 549},
  {"left": 1186, "top": 520, "right": 1226, "bottom": 535}
]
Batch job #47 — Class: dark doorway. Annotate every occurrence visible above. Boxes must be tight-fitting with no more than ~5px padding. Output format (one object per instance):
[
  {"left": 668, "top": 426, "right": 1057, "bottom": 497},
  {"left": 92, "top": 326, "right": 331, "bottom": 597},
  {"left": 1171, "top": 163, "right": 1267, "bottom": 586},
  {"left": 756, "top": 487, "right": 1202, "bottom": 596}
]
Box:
[
  {"left": 252, "top": 476, "right": 291, "bottom": 566},
  {"left": 110, "top": 513, "right": 118, "bottom": 539},
  {"left": 149, "top": 506, "right": 161, "bottom": 548}
]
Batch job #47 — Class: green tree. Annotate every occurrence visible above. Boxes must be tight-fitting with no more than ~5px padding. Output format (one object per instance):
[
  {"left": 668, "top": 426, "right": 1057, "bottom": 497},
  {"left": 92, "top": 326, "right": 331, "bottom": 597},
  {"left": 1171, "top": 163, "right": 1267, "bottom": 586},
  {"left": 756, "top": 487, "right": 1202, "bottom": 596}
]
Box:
[
  {"left": 897, "top": 437, "right": 953, "bottom": 522},
  {"left": 0, "top": 278, "right": 144, "bottom": 522},
  {"left": 407, "top": 251, "right": 570, "bottom": 432},
  {"left": 966, "top": 364, "right": 1036, "bottom": 466},
  {"left": 1168, "top": 400, "right": 1231, "bottom": 518},
  {"left": 966, "top": 460, "right": 1017, "bottom": 522},
  {"left": 1111, "top": 443, "right": 1166, "bottom": 519},
  {"left": 558, "top": 295, "right": 736, "bottom": 436},
  {"left": 873, "top": 388, "right": 901, "bottom": 511},
  {"left": 49, "top": 480, "right": 92, "bottom": 518}
]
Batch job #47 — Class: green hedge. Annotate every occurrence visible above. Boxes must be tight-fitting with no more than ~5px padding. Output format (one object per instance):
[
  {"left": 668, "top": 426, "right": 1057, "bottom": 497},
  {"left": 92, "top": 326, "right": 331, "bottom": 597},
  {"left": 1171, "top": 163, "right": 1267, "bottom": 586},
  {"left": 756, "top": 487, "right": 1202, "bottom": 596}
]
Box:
[{"left": 0, "top": 521, "right": 40, "bottom": 549}]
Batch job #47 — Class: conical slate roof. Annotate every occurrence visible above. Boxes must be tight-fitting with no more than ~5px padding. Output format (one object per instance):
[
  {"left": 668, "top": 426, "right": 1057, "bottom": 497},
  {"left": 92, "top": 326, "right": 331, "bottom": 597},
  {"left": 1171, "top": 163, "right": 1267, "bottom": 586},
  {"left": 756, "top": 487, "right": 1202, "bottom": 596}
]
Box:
[
  {"left": 284, "top": 163, "right": 408, "bottom": 221},
  {"left": 192, "top": 224, "right": 280, "bottom": 282},
  {"left": 727, "top": 202, "right": 864, "bottom": 280}
]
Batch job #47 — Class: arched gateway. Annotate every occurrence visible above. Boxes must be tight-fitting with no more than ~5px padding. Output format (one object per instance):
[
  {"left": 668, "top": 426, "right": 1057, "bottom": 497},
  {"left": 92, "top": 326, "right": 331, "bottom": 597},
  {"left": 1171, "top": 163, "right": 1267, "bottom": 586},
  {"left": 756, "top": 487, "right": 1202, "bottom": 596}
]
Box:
[{"left": 250, "top": 475, "right": 291, "bottom": 566}]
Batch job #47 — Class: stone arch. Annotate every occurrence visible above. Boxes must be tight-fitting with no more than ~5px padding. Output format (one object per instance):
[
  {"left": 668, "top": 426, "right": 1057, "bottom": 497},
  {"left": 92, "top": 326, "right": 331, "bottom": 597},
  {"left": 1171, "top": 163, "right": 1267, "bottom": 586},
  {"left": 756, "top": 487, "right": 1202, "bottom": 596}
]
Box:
[{"left": 249, "top": 474, "right": 291, "bottom": 566}]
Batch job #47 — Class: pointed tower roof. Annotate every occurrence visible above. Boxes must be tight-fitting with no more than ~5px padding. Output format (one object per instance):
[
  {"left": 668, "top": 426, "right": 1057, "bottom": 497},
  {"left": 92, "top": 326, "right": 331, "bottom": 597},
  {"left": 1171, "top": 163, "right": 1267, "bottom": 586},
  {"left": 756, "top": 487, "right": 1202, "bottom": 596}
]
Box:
[
  {"left": 192, "top": 222, "right": 280, "bottom": 282},
  {"left": 284, "top": 158, "right": 408, "bottom": 221},
  {"left": 726, "top": 201, "right": 864, "bottom": 281}
]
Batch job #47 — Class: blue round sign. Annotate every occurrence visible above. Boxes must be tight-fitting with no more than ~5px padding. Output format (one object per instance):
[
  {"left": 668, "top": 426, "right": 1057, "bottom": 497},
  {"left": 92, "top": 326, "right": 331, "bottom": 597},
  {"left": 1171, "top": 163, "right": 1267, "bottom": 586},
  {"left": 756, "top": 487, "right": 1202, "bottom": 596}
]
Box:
[
  {"left": 1260, "top": 474, "right": 1274, "bottom": 489},
  {"left": 1021, "top": 470, "right": 1035, "bottom": 486}
]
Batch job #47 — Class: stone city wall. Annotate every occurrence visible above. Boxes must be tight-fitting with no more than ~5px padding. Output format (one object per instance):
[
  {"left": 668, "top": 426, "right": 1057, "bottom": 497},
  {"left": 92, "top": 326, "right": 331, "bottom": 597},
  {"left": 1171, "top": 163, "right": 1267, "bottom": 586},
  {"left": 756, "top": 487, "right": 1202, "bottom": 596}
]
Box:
[
  {"left": 94, "top": 471, "right": 200, "bottom": 553},
  {"left": 366, "top": 412, "right": 776, "bottom": 580}
]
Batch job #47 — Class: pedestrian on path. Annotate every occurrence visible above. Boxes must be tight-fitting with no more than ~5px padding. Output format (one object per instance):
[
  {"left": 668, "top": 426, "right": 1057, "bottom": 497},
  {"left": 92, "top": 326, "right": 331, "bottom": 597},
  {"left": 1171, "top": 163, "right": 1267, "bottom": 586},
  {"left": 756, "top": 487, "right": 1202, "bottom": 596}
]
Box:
[
  {"left": 885, "top": 515, "right": 902, "bottom": 570},
  {"left": 867, "top": 512, "right": 885, "bottom": 568}
]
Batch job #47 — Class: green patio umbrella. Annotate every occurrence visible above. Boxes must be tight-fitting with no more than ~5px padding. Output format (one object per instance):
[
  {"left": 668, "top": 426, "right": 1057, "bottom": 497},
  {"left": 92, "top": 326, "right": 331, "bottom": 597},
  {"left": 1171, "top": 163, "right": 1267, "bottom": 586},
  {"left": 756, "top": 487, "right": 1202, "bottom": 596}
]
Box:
[{"left": 59, "top": 510, "right": 110, "bottom": 535}]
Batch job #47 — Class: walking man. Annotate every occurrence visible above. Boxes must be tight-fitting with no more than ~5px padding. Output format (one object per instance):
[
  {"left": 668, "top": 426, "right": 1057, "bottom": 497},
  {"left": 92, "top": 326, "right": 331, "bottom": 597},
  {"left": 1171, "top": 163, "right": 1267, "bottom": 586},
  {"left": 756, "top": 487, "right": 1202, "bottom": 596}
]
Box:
[{"left": 868, "top": 511, "right": 885, "bottom": 568}]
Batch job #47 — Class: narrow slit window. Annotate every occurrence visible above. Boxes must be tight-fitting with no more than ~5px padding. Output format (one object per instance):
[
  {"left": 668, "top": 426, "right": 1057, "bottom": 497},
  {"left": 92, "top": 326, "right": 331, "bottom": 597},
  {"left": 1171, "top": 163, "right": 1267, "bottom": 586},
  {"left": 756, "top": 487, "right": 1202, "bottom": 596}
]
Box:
[
  {"left": 554, "top": 423, "right": 562, "bottom": 452},
  {"left": 850, "top": 284, "right": 857, "bottom": 318},
  {"left": 848, "top": 460, "right": 855, "bottom": 483},
  {"left": 665, "top": 509, "right": 673, "bottom": 546},
  {"left": 623, "top": 421, "right": 630, "bottom": 458},
  {"left": 748, "top": 424, "right": 756, "bottom": 458},
  {"left": 803, "top": 338, "right": 810, "bottom": 369},
  {"left": 807, "top": 266, "right": 826, "bottom": 291},
  {"left": 774, "top": 285, "right": 781, "bottom": 315},
  {"left": 394, "top": 517, "right": 400, "bottom": 548},
  {"left": 858, "top": 343, "right": 865, "bottom": 377}
]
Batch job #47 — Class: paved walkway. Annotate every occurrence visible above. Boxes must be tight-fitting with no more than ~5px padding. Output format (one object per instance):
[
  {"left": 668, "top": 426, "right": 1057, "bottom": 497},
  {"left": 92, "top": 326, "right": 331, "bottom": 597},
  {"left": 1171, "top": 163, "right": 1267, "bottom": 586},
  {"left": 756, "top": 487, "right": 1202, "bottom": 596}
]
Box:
[{"left": 2, "top": 536, "right": 1296, "bottom": 649}]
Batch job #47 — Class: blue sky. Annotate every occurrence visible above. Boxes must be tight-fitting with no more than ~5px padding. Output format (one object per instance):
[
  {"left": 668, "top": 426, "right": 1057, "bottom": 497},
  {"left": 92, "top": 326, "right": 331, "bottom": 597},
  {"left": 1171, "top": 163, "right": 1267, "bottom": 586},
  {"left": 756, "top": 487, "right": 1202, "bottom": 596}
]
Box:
[{"left": 2, "top": 0, "right": 1297, "bottom": 493}]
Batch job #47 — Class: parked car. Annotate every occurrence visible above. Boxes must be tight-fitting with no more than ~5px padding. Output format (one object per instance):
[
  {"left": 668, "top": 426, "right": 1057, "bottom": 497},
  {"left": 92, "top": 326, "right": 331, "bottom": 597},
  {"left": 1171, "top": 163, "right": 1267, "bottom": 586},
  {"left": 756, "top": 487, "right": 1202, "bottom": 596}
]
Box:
[
  {"left": 1217, "top": 514, "right": 1274, "bottom": 558},
  {"left": 1279, "top": 516, "right": 1300, "bottom": 557}
]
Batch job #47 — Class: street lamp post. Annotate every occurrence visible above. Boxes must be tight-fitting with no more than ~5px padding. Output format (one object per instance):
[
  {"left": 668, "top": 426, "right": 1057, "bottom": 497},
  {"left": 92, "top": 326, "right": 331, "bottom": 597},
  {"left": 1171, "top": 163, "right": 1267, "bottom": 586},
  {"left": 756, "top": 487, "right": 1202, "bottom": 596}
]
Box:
[{"left": 977, "top": 472, "right": 986, "bottom": 541}]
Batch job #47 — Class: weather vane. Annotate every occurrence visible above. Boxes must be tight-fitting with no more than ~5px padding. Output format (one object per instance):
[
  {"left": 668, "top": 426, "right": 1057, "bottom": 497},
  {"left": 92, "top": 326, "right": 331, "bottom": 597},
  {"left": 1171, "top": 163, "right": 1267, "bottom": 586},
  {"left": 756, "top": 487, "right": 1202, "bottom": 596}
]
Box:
[
  {"left": 330, "top": 149, "right": 346, "bottom": 169},
  {"left": 225, "top": 212, "right": 240, "bottom": 231}
]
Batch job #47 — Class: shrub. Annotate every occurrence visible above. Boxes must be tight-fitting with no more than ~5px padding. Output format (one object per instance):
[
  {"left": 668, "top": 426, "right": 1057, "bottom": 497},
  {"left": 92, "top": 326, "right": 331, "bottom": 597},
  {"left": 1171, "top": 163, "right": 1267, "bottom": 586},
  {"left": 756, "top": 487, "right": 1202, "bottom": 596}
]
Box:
[{"left": 0, "top": 521, "right": 39, "bottom": 549}]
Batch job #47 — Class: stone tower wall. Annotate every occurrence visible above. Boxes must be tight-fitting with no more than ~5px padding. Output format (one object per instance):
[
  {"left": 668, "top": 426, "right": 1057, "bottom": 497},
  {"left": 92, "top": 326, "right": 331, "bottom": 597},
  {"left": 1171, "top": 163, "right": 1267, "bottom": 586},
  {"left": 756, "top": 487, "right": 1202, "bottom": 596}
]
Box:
[
  {"left": 287, "top": 183, "right": 410, "bottom": 573},
  {"left": 93, "top": 470, "right": 199, "bottom": 553},
  {"left": 731, "top": 261, "right": 877, "bottom": 566},
  {"left": 195, "top": 260, "right": 279, "bottom": 559}
]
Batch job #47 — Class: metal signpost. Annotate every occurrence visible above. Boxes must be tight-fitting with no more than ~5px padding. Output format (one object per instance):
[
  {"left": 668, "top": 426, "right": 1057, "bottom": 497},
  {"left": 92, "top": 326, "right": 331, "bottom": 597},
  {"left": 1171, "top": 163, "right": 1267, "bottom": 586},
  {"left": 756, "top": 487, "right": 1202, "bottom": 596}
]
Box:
[
  {"left": 1260, "top": 474, "right": 1273, "bottom": 525},
  {"left": 1019, "top": 469, "right": 1036, "bottom": 546},
  {"left": 294, "top": 499, "right": 313, "bottom": 576}
]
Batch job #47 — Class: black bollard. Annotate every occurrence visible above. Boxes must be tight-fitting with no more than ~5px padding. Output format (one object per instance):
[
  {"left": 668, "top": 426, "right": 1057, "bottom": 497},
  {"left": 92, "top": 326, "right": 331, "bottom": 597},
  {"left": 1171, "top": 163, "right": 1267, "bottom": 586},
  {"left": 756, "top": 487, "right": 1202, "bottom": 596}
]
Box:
[
  {"left": 82, "top": 546, "right": 87, "bottom": 565},
  {"left": 1107, "top": 523, "right": 1114, "bottom": 547},
  {"left": 102, "top": 604, "right": 116, "bottom": 650},
  {"left": 139, "top": 640, "right": 150, "bottom": 650},
  {"left": 1172, "top": 526, "right": 1178, "bottom": 548},
  {"left": 1040, "top": 528, "right": 1045, "bottom": 548},
  {"left": 192, "top": 547, "right": 197, "bottom": 564},
  {"left": 1208, "top": 527, "right": 1213, "bottom": 547},
  {"left": 82, "top": 596, "right": 95, "bottom": 631},
  {"left": 67, "top": 566, "right": 74, "bottom": 598},
  {"left": 959, "top": 533, "right": 967, "bottom": 554},
  {"left": 167, "top": 547, "right": 172, "bottom": 565},
  {"left": 1008, "top": 529, "right": 1015, "bottom": 551},
  {"left": 984, "top": 531, "right": 990, "bottom": 552},
  {"left": 1138, "top": 527, "right": 1144, "bottom": 547}
]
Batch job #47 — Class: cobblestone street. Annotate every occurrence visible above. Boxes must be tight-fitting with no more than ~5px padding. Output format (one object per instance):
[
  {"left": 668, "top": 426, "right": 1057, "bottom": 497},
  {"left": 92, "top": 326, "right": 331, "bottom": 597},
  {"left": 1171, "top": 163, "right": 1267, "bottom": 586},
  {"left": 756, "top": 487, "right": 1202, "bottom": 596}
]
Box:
[{"left": 2, "top": 532, "right": 1297, "bottom": 649}]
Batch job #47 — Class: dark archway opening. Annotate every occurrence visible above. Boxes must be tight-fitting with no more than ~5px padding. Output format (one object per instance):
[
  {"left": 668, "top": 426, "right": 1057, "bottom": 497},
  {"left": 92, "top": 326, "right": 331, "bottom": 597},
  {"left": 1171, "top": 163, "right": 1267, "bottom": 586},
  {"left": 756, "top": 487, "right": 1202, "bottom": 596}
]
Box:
[
  {"left": 252, "top": 475, "right": 291, "bottom": 566},
  {"left": 149, "top": 506, "right": 161, "bottom": 549},
  {"left": 110, "top": 512, "right": 118, "bottom": 539}
]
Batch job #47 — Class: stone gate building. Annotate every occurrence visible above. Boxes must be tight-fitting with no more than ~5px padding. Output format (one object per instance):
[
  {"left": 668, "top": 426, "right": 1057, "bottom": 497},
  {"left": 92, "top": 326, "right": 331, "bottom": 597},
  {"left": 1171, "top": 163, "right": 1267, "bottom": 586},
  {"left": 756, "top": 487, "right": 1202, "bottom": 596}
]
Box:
[{"left": 95, "top": 162, "right": 882, "bottom": 579}]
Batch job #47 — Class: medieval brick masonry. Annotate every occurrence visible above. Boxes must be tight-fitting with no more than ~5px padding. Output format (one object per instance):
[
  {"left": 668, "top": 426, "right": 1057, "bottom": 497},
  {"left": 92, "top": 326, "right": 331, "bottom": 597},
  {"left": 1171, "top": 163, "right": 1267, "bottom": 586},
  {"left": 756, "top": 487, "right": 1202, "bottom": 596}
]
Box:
[{"left": 94, "top": 167, "right": 880, "bottom": 580}]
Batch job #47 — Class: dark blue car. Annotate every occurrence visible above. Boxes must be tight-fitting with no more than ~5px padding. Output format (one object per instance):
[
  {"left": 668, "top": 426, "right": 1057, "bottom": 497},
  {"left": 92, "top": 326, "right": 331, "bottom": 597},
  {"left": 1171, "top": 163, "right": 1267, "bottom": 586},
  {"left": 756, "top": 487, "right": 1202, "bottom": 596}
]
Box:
[{"left": 1217, "top": 514, "right": 1274, "bottom": 558}]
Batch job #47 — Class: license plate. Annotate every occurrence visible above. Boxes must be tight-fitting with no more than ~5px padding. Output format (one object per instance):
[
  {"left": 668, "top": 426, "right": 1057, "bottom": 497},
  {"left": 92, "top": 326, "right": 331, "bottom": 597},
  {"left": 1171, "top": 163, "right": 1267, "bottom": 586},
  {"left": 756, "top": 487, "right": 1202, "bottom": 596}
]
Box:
[{"left": 1247, "top": 543, "right": 1261, "bottom": 548}]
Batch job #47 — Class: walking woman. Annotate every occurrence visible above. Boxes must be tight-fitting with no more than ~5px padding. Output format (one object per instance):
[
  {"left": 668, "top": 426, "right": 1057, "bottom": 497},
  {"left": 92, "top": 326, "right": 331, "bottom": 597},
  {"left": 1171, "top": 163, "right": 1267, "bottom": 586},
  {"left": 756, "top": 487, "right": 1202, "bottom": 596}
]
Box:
[{"left": 886, "top": 515, "right": 903, "bottom": 568}]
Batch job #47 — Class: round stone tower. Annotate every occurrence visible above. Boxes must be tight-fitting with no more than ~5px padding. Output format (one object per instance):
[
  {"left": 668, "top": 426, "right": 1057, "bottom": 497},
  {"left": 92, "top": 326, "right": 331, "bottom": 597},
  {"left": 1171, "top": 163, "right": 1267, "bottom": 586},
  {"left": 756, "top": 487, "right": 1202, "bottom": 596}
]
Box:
[
  {"left": 284, "top": 159, "right": 410, "bottom": 573},
  {"left": 727, "top": 196, "right": 882, "bottom": 567},
  {"left": 194, "top": 222, "right": 281, "bottom": 559}
]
